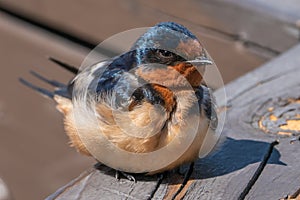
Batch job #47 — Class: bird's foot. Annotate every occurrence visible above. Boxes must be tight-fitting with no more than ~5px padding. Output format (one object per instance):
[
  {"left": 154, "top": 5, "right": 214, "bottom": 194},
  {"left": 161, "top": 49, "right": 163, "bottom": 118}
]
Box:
[{"left": 115, "top": 170, "right": 136, "bottom": 182}]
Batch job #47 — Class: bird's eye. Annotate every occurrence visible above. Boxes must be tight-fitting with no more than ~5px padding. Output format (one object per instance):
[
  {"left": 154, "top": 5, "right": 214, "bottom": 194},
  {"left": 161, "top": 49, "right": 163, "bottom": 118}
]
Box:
[{"left": 156, "top": 49, "right": 174, "bottom": 58}]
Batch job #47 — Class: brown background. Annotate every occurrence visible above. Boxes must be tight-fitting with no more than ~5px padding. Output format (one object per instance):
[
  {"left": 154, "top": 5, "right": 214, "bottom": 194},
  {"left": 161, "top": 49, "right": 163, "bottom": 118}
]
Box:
[{"left": 0, "top": 0, "right": 298, "bottom": 199}]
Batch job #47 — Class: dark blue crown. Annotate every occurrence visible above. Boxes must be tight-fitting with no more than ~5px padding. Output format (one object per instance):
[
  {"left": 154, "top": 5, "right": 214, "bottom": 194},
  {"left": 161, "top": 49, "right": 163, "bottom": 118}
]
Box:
[{"left": 155, "top": 22, "right": 197, "bottom": 39}]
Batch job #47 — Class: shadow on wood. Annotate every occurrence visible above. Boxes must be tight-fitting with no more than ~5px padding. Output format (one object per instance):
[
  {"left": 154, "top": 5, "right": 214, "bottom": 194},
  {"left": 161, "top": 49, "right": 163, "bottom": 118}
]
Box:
[{"left": 193, "top": 137, "right": 286, "bottom": 179}]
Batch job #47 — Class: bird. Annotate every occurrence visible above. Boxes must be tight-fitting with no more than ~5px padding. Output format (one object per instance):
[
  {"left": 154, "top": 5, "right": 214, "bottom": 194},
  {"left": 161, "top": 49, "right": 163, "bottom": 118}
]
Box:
[{"left": 20, "top": 22, "right": 218, "bottom": 180}]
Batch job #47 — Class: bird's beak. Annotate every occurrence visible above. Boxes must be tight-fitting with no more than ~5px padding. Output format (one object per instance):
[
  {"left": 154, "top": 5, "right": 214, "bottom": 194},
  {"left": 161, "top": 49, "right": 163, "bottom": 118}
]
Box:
[{"left": 187, "top": 57, "right": 213, "bottom": 65}]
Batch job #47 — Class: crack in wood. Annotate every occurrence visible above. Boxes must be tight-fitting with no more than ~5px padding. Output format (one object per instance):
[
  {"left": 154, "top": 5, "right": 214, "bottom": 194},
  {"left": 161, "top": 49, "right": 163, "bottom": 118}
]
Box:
[
  {"left": 238, "top": 140, "right": 280, "bottom": 200},
  {"left": 147, "top": 173, "right": 165, "bottom": 200},
  {"left": 75, "top": 173, "right": 95, "bottom": 200},
  {"left": 170, "top": 163, "right": 194, "bottom": 200}
]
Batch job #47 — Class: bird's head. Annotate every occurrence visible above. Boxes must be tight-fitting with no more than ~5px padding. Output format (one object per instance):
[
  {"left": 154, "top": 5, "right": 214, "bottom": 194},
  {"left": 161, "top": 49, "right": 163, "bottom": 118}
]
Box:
[{"left": 131, "top": 22, "right": 212, "bottom": 87}]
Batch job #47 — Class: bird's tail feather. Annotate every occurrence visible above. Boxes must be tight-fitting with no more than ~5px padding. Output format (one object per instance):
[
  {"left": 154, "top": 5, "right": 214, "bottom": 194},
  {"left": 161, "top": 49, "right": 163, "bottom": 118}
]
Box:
[
  {"left": 48, "top": 57, "right": 79, "bottom": 74},
  {"left": 19, "top": 77, "right": 55, "bottom": 99},
  {"left": 19, "top": 57, "right": 78, "bottom": 100},
  {"left": 20, "top": 58, "right": 91, "bottom": 155}
]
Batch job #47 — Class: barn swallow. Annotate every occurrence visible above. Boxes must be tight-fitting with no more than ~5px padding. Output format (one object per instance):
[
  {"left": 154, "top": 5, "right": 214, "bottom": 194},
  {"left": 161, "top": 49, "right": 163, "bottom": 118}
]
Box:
[{"left": 20, "top": 22, "right": 218, "bottom": 179}]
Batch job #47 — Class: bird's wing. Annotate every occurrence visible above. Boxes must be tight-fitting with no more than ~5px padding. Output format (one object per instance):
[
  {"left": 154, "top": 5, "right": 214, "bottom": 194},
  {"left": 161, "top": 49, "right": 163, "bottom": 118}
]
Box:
[
  {"left": 20, "top": 57, "right": 113, "bottom": 101},
  {"left": 195, "top": 85, "right": 219, "bottom": 158},
  {"left": 195, "top": 85, "right": 218, "bottom": 130}
]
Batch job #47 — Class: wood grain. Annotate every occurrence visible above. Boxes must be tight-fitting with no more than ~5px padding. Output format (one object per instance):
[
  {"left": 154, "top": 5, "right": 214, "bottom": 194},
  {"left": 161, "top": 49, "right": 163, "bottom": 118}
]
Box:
[
  {"left": 1, "top": 0, "right": 299, "bottom": 199},
  {"left": 46, "top": 44, "right": 300, "bottom": 200},
  {"left": 1, "top": 0, "right": 299, "bottom": 53},
  {"left": 183, "top": 43, "right": 300, "bottom": 200},
  {"left": 0, "top": 0, "right": 269, "bottom": 84},
  {"left": 0, "top": 12, "right": 94, "bottom": 200}
]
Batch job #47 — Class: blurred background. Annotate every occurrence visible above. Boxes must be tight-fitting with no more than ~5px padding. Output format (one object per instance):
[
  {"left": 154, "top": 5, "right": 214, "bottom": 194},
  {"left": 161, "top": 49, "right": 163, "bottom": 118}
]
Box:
[{"left": 0, "top": 0, "right": 299, "bottom": 199}]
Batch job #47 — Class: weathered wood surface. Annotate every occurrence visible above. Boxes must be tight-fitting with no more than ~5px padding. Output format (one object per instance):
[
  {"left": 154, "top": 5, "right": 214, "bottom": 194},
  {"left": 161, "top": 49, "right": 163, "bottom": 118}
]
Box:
[
  {"left": 0, "top": 0, "right": 274, "bottom": 84},
  {"left": 0, "top": 13, "right": 94, "bottom": 200},
  {"left": 0, "top": 0, "right": 299, "bottom": 53},
  {"left": 46, "top": 45, "right": 300, "bottom": 200},
  {"left": 183, "top": 42, "right": 300, "bottom": 200},
  {"left": 0, "top": 3, "right": 269, "bottom": 199},
  {"left": 0, "top": 1, "right": 299, "bottom": 199}
]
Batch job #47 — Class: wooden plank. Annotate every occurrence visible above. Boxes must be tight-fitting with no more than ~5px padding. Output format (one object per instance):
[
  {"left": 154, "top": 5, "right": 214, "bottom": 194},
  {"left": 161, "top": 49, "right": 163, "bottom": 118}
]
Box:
[
  {"left": 46, "top": 165, "right": 168, "bottom": 200},
  {"left": 47, "top": 164, "right": 200, "bottom": 200},
  {"left": 0, "top": 0, "right": 269, "bottom": 84},
  {"left": 141, "top": 0, "right": 300, "bottom": 52},
  {"left": 0, "top": 11, "right": 191, "bottom": 200},
  {"left": 247, "top": 139, "right": 300, "bottom": 199},
  {"left": 0, "top": 13, "right": 94, "bottom": 200},
  {"left": 236, "top": 46, "right": 300, "bottom": 199},
  {"left": 1, "top": 0, "right": 299, "bottom": 53},
  {"left": 182, "top": 44, "right": 300, "bottom": 199},
  {"left": 45, "top": 43, "right": 300, "bottom": 200},
  {"left": 1, "top": 1, "right": 299, "bottom": 199}
]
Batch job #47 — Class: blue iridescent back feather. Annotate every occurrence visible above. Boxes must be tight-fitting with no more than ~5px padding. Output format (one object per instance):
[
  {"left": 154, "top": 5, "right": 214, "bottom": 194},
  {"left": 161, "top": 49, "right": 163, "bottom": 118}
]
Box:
[{"left": 94, "top": 22, "right": 199, "bottom": 107}]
